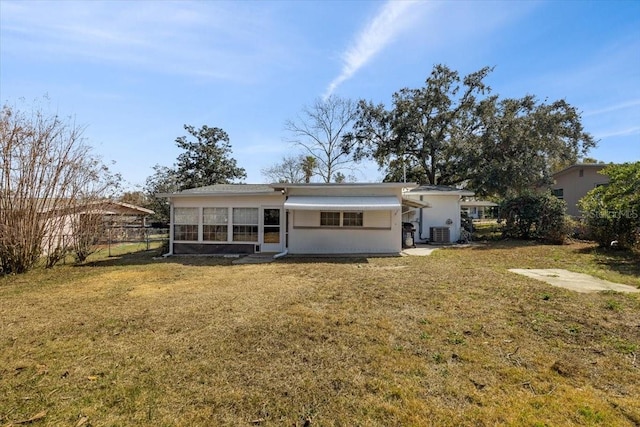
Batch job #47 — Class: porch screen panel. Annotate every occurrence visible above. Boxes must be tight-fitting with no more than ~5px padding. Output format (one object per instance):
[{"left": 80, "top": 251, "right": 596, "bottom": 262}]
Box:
[
  {"left": 232, "top": 208, "right": 258, "bottom": 242},
  {"left": 203, "top": 207, "right": 228, "bottom": 241},
  {"left": 174, "top": 207, "right": 198, "bottom": 241}
]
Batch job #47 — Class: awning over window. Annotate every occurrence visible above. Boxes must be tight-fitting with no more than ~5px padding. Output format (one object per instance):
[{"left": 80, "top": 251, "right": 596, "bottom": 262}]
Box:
[{"left": 284, "top": 196, "right": 400, "bottom": 211}]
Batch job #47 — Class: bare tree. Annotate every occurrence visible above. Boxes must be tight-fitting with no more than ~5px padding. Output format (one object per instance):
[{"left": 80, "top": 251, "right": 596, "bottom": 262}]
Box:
[
  {"left": 285, "top": 95, "right": 358, "bottom": 183},
  {"left": 261, "top": 155, "right": 307, "bottom": 183},
  {"left": 0, "top": 99, "right": 117, "bottom": 274}
]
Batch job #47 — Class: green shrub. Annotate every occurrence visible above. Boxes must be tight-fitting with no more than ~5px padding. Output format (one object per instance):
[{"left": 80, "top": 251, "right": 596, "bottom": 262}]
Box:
[
  {"left": 499, "top": 192, "right": 568, "bottom": 243},
  {"left": 578, "top": 162, "right": 639, "bottom": 253}
]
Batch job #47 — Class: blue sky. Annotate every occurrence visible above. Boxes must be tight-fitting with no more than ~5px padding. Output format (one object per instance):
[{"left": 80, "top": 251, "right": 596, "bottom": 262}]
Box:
[{"left": 1, "top": 0, "right": 639, "bottom": 189}]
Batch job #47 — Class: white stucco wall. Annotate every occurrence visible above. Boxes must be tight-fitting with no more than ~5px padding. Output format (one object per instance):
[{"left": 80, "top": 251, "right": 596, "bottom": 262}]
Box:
[
  {"left": 288, "top": 209, "right": 401, "bottom": 254},
  {"left": 404, "top": 194, "right": 463, "bottom": 243}
]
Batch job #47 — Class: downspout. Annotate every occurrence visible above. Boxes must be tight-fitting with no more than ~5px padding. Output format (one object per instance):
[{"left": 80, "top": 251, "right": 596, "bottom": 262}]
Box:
[
  {"left": 273, "top": 249, "right": 288, "bottom": 259},
  {"left": 163, "top": 199, "right": 174, "bottom": 257},
  {"left": 419, "top": 195, "right": 425, "bottom": 241}
]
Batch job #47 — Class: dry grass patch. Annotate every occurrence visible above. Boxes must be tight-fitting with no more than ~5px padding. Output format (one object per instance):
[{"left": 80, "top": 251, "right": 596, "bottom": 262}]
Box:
[{"left": 1, "top": 242, "right": 639, "bottom": 426}]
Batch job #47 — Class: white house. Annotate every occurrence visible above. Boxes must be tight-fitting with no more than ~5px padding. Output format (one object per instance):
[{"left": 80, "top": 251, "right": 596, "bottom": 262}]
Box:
[
  {"left": 402, "top": 185, "right": 474, "bottom": 243},
  {"left": 161, "top": 182, "right": 473, "bottom": 255},
  {"left": 160, "top": 183, "right": 416, "bottom": 256}
]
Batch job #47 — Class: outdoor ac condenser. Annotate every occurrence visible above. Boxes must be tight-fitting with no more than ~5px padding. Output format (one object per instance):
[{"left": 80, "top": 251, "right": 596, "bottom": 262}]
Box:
[{"left": 430, "top": 227, "right": 450, "bottom": 243}]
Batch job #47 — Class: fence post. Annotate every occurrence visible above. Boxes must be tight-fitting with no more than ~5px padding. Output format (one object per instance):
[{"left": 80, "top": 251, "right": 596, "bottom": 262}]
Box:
[
  {"left": 108, "top": 227, "right": 112, "bottom": 257},
  {"left": 146, "top": 228, "right": 150, "bottom": 251}
]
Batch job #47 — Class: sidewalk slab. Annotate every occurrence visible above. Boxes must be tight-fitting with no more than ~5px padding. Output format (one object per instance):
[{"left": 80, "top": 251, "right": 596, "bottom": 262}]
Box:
[{"left": 509, "top": 268, "right": 640, "bottom": 294}]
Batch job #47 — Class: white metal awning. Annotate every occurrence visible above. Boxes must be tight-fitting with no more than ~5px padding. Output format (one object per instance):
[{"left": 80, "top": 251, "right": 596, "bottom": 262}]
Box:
[{"left": 284, "top": 196, "right": 400, "bottom": 211}]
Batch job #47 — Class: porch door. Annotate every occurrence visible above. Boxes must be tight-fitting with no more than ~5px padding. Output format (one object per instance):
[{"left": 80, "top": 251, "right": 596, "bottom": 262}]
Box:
[{"left": 261, "top": 207, "right": 283, "bottom": 253}]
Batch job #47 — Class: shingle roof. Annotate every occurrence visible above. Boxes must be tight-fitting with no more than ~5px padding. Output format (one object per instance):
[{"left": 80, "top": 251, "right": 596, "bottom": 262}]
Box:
[
  {"left": 178, "top": 184, "right": 275, "bottom": 194},
  {"left": 406, "top": 185, "right": 474, "bottom": 195}
]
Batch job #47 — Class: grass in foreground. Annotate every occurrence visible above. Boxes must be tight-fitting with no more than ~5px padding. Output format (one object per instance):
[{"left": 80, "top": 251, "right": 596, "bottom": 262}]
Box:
[{"left": 1, "top": 242, "right": 639, "bottom": 426}]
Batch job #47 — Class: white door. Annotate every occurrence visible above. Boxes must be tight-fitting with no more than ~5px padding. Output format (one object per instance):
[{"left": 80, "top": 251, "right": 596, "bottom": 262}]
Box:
[{"left": 261, "top": 207, "right": 283, "bottom": 253}]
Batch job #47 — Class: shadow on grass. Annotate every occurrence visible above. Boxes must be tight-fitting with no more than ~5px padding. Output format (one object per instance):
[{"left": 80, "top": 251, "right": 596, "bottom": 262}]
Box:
[
  {"left": 78, "top": 249, "right": 235, "bottom": 268},
  {"left": 79, "top": 250, "right": 380, "bottom": 268},
  {"left": 275, "top": 255, "right": 376, "bottom": 265},
  {"left": 465, "top": 239, "right": 542, "bottom": 250},
  {"left": 573, "top": 245, "right": 640, "bottom": 278}
]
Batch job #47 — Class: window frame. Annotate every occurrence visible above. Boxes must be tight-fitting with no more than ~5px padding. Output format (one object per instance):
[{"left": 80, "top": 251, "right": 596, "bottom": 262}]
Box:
[
  {"left": 320, "top": 211, "right": 341, "bottom": 227},
  {"left": 232, "top": 207, "right": 259, "bottom": 242},
  {"left": 203, "top": 207, "right": 228, "bottom": 242},
  {"left": 319, "top": 211, "right": 364, "bottom": 228},
  {"left": 342, "top": 211, "right": 364, "bottom": 227},
  {"left": 173, "top": 207, "right": 198, "bottom": 241}
]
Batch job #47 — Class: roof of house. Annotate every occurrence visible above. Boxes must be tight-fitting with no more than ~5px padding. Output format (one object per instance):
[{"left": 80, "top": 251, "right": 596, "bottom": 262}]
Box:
[
  {"left": 552, "top": 163, "right": 607, "bottom": 178},
  {"left": 460, "top": 200, "right": 498, "bottom": 208},
  {"left": 179, "top": 184, "right": 275, "bottom": 194},
  {"left": 36, "top": 199, "right": 153, "bottom": 215},
  {"left": 160, "top": 184, "right": 277, "bottom": 197},
  {"left": 405, "top": 185, "right": 474, "bottom": 196},
  {"left": 161, "top": 182, "right": 416, "bottom": 197},
  {"left": 273, "top": 182, "right": 416, "bottom": 189}
]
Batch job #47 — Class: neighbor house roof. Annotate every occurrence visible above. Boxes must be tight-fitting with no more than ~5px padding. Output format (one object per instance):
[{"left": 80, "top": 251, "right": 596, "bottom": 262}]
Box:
[
  {"left": 551, "top": 163, "right": 607, "bottom": 178},
  {"left": 37, "top": 199, "right": 153, "bottom": 216},
  {"left": 405, "top": 185, "right": 474, "bottom": 196}
]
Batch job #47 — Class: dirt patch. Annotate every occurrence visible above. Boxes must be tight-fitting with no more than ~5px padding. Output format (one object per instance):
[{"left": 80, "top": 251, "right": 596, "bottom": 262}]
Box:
[{"left": 509, "top": 268, "right": 640, "bottom": 293}]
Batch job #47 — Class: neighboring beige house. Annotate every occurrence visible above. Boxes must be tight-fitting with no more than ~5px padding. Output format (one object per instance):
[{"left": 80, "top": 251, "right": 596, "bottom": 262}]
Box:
[{"left": 551, "top": 164, "right": 610, "bottom": 217}]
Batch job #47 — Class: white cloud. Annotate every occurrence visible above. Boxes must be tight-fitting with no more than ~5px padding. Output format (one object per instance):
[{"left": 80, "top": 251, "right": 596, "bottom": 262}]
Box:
[
  {"left": 0, "top": 0, "right": 288, "bottom": 82},
  {"left": 593, "top": 126, "right": 640, "bottom": 140},
  {"left": 584, "top": 99, "right": 640, "bottom": 117},
  {"left": 323, "top": 1, "right": 424, "bottom": 98}
]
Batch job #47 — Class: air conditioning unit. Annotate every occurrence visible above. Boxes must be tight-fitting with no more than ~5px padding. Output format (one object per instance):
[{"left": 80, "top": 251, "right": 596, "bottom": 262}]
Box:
[{"left": 430, "top": 227, "right": 450, "bottom": 243}]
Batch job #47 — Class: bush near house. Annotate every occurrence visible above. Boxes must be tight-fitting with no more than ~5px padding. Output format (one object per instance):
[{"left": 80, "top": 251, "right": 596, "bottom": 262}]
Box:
[
  {"left": 579, "top": 162, "right": 640, "bottom": 254},
  {"left": 499, "top": 192, "right": 568, "bottom": 244}
]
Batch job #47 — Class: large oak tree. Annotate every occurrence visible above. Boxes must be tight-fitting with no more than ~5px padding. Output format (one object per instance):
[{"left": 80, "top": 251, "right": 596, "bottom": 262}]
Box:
[{"left": 345, "top": 64, "right": 596, "bottom": 197}]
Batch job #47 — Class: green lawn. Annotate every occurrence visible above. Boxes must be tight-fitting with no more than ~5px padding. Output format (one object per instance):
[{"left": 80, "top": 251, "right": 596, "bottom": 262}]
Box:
[{"left": 1, "top": 241, "right": 639, "bottom": 426}]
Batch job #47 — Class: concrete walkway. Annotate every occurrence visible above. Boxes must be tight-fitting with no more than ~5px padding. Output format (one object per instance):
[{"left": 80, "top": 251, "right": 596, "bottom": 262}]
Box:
[
  {"left": 402, "top": 246, "right": 439, "bottom": 256},
  {"left": 232, "top": 254, "right": 276, "bottom": 265},
  {"left": 509, "top": 268, "right": 640, "bottom": 294}
]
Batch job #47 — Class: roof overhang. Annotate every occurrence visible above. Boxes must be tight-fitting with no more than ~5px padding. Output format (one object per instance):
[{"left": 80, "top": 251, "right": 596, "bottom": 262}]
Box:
[
  {"left": 460, "top": 201, "right": 498, "bottom": 208},
  {"left": 284, "top": 196, "right": 400, "bottom": 211},
  {"left": 402, "top": 198, "right": 431, "bottom": 209}
]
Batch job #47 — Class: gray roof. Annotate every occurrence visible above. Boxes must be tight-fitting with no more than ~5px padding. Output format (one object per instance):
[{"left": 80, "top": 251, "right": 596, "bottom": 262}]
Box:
[
  {"left": 407, "top": 185, "right": 474, "bottom": 195},
  {"left": 178, "top": 184, "right": 275, "bottom": 194}
]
